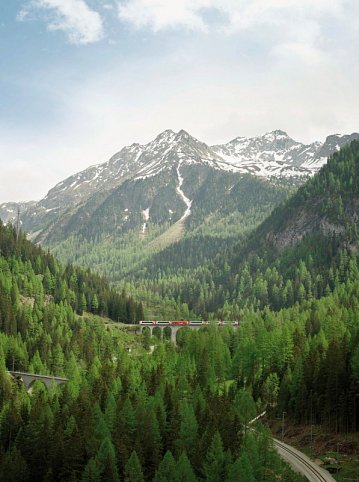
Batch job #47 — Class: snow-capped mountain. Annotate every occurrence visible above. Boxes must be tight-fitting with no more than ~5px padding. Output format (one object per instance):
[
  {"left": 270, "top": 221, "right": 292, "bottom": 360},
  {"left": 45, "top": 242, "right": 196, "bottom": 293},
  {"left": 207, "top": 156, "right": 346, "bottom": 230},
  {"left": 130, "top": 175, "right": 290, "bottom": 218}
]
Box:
[
  {"left": 212, "top": 130, "right": 359, "bottom": 176},
  {"left": 27, "top": 129, "right": 359, "bottom": 210},
  {"left": 41, "top": 128, "right": 235, "bottom": 211},
  {"left": 1, "top": 128, "right": 358, "bottom": 242},
  {"left": 212, "top": 130, "right": 321, "bottom": 177}
]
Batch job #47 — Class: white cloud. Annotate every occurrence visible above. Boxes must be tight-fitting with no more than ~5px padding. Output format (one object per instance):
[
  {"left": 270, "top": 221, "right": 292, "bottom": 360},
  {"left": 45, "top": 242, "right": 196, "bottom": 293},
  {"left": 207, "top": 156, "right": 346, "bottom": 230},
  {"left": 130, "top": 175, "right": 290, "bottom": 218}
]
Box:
[
  {"left": 117, "top": 0, "right": 345, "bottom": 62},
  {"left": 117, "top": 0, "right": 343, "bottom": 32},
  {"left": 18, "top": 0, "right": 104, "bottom": 44},
  {"left": 118, "top": 0, "right": 210, "bottom": 31}
]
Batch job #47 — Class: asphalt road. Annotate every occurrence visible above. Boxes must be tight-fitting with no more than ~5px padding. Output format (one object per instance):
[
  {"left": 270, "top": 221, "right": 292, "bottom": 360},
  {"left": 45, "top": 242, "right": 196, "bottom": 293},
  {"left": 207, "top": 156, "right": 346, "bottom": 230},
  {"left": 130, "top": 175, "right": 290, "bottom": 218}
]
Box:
[{"left": 274, "top": 438, "right": 337, "bottom": 482}]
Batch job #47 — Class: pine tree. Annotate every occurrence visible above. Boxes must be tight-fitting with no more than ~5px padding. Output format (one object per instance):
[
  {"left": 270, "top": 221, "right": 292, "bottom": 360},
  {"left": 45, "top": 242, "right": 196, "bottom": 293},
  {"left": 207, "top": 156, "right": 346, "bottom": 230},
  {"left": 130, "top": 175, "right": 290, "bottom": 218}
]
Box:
[
  {"left": 227, "top": 452, "right": 256, "bottom": 482},
  {"left": 104, "top": 392, "right": 117, "bottom": 433},
  {"left": 176, "top": 401, "right": 198, "bottom": 460},
  {"left": 0, "top": 447, "right": 29, "bottom": 482},
  {"left": 92, "top": 294, "right": 99, "bottom": 314},
  {"left": 153, "top": 450, "right": 177, "bottom": 482},
  {"left": 95, "top": 437, "right": 120, "bottom": 482},
  {"left": 124, "top": 451, "right": 145, "bottom": 482},
  {"left": 79, "top": 292, "right": 87, "bottom": 314},
  {"left": 176, "top": 452, "right": 197, "bottom": 482},
  {"left": 81, "top": 458, "right": 100, "bottom": 482},
  {"left": 202, "top": 432, "right": 226, "bottom": 482}
]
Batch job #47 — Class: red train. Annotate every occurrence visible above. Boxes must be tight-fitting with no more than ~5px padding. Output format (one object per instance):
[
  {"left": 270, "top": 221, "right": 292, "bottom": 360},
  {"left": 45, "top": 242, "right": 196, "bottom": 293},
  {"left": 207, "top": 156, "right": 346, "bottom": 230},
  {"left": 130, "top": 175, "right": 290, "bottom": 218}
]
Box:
[{"left": 139, "top": 320, "right": 238, "bottom": 326}]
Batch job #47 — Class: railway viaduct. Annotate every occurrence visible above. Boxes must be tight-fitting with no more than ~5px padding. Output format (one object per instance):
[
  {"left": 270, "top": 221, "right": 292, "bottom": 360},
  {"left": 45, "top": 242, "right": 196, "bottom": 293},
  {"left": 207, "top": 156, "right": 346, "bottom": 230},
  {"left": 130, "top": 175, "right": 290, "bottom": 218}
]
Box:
[
  {"left": 135, "top": 322, "right": 239, "bottom": 344},
  {"left": 8, "top": 371, "right": 68, "bottom": 393}
]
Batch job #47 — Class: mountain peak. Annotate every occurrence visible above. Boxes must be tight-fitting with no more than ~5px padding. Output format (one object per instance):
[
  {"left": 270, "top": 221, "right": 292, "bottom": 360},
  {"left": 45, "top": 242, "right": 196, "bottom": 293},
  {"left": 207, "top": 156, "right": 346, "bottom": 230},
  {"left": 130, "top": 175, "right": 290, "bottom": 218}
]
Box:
[
  {"left": 9, "top": 128, "right": 358, "bottom": 242},
  {"left": 263, "top": 129, "right": 290, "bottom": 141},
  {"left": 153, "top": 129, "right": 200, "bottom": 148},
  {"left": 177, "top": 128, "right": 190, "bottom": 137},
  {"left": 154, "top": 129, "right": 176, "bottom": 142}
]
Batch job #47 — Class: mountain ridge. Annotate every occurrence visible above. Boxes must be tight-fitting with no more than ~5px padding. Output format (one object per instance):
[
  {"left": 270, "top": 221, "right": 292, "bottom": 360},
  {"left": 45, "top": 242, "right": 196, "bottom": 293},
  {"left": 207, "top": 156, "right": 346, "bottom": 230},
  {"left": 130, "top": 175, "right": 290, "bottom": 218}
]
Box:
[{"left": 0, "top": 129, "right": 358, "bottom": 244}]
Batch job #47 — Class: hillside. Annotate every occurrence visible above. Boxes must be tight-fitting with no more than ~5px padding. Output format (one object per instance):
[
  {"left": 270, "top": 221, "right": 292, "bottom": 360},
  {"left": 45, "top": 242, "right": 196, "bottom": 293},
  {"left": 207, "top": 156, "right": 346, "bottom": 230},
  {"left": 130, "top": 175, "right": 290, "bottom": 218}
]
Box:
[
  {"left": 130, "top": 140, "right": 359, "bottom": 318},
  {"left": 0, "top": 221, "right": 144, "bottom": 325},
  {"left": 0, "top": 202, "right": 358, "bottom": 482},
  {"left": 0, "top": 210, "right": 308, "bottom": 482},
  {"left": 50, "top": 174, "right": 293, "bottom": 284}
]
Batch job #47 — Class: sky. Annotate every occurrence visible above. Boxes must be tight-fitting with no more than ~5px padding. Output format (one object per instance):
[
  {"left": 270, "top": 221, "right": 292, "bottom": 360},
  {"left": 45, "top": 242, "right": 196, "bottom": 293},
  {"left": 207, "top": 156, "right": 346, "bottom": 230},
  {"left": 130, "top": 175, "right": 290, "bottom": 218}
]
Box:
[{"left": 0, "top": 0, "right": 358, "bottom": 202}]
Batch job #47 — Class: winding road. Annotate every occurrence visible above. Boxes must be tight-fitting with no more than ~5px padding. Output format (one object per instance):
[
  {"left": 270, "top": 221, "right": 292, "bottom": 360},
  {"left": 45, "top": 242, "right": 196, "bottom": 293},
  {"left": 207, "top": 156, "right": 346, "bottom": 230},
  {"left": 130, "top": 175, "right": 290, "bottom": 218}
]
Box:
[{"left": 274, "top": 438, "right": 336, "bottom": 482}]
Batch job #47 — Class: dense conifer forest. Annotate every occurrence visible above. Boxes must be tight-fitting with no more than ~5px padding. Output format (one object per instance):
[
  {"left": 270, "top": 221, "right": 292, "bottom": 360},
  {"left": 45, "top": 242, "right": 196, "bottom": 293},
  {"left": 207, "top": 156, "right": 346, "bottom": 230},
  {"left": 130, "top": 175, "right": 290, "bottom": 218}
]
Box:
[
  {"left": 0, "top": 220, "right": 306, "bottom": 481},
  {"left": 0, "top": 222, "right": 144, "bottom": 327},
  {"left": 0, "top": 141, "right": 358, "bottom": 480}
]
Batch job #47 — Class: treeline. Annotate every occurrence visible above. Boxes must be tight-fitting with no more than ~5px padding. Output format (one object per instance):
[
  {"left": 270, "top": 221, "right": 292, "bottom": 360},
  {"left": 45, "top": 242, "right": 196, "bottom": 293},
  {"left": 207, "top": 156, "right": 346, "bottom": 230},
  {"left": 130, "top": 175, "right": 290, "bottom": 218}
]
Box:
[{"left": 0, "top": 221, "right": 143, "bottom": 324}]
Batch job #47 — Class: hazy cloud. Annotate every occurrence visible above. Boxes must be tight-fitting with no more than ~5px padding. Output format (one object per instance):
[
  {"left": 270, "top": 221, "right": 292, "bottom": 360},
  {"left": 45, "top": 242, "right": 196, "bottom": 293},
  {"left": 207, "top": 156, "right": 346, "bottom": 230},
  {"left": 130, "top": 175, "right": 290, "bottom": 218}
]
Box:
[
  {"left": 117, "top": 0, "right": 344, "bottom": 61},
  {"left": 117, "top": 0, "right": 343, "bottom": 32},
  {"left": 118, "top": 0, "right": 210, "bottom": 31},
  {"left": 17, "top": 0, "right": 104, "bottom": 44}
]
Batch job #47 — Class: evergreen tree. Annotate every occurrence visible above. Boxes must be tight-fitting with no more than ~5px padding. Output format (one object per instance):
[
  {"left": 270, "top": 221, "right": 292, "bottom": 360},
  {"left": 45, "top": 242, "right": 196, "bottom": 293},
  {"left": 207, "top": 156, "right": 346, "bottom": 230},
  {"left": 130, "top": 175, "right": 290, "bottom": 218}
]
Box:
[
  {"left": 153, "top": 450, "right": 177, "bottom": 482},
  {"left": 227, "top": 452, "right": 256, "bottom": 482},
  {"left": 203, "top": 432, "right": 226, "bottom": 482},
  {"left": 124, "top": 451, "right": 145, "bottom": 482},
  {"left": 176, "top": 452, "right": 197, "bottom": 482}
]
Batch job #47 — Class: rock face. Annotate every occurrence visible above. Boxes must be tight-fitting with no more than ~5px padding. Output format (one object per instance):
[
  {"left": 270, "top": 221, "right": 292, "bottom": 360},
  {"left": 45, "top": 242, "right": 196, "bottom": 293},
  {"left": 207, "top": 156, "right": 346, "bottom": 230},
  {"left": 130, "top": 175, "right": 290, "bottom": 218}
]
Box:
[
  {"left": 0, "top": 201, "right": 36, "bottom": 224},
  {"left": 253, "top": 139, "right": 359, "bottom": 255},
  {"left": 1, "top": 129, "right": 358, "bottom": 242},
  {"left": 266, "top": 206, "right": 347, "bottom": 252}
]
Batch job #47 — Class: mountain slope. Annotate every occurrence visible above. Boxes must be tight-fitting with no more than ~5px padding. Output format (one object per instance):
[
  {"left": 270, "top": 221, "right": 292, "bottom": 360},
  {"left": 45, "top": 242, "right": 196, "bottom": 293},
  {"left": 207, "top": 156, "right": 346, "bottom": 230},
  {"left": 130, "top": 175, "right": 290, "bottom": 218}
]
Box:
[
  {"left": 131, "top": 139, "right": 359, "bottom": 316},
  {"left": 0, "top": 220, "right": 144, "bottom": 324},
  {"left": 0, "top": 201, "right": 36, "bottom": 224},
  {"left": 0, "top": 216, "right": 311, "bottom": 482},
  {"left": 2, "top": 129, "right": 357, "bottom": 245}
]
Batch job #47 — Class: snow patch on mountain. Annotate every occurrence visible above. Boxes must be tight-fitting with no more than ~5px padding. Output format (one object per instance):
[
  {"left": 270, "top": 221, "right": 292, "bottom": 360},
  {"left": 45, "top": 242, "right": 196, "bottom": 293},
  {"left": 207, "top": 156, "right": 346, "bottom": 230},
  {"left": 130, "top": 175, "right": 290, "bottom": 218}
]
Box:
[
  {"left": 142, "top": 208, "right": 150, "bottom": 234},
  {"left": 211, "top": 130, "right": 323, "bottom": 178},
  {"left": 176, "top": 164, "right": 192, "bottom": 221}
]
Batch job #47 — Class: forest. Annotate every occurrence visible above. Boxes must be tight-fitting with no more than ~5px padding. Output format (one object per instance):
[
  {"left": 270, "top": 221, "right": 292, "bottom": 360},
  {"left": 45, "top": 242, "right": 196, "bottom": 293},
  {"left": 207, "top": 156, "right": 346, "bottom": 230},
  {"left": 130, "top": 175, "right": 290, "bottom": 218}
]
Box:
[
  {"left": 0, "top": 220, "right": 306, "bottom": 481},
  {"left": 0, "top": 222, "right": 144, "bottom": 327},
  {"left": 0, "top": 141, "right": 358, "bottom": 480}
]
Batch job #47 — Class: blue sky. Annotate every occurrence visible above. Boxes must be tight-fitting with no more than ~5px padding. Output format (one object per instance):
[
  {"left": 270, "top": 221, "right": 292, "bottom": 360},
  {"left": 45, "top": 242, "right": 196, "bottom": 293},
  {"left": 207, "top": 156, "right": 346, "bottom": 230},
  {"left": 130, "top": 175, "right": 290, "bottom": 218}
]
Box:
[{"left": 1, "top": 0, "right": 358, "bottom": 202}]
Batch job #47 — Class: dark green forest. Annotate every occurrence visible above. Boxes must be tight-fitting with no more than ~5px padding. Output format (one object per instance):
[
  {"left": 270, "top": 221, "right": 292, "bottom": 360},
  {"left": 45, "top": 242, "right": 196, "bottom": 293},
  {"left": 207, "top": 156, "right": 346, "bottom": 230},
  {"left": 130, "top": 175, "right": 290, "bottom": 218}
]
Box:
[
  {"left": 0, "top": 220, "right": 305, "bottom": 481},
  {"left": 0, "top": 222, "right": 144, "bottom": 327},
  {"left": 0, "top": 140, "right": 358, "bottom": 480}
]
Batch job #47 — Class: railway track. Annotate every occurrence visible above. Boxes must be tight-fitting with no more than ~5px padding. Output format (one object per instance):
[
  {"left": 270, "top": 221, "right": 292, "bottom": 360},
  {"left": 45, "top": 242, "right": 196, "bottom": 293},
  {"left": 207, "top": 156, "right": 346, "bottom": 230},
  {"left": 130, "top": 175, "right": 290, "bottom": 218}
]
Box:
[{"left": 274, "top": 438, "right": 336, "bottom": 482}]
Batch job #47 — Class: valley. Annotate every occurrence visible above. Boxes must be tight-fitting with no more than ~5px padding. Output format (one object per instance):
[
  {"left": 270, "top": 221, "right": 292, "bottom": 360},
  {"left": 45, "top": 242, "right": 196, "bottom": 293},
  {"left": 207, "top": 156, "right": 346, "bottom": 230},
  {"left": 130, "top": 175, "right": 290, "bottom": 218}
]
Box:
[
  {"left": 0, "top": 132, "right": 358, "bottom": 481},
  {"left": 2, "top": 3, "right": 359, "bottom": 480}
]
